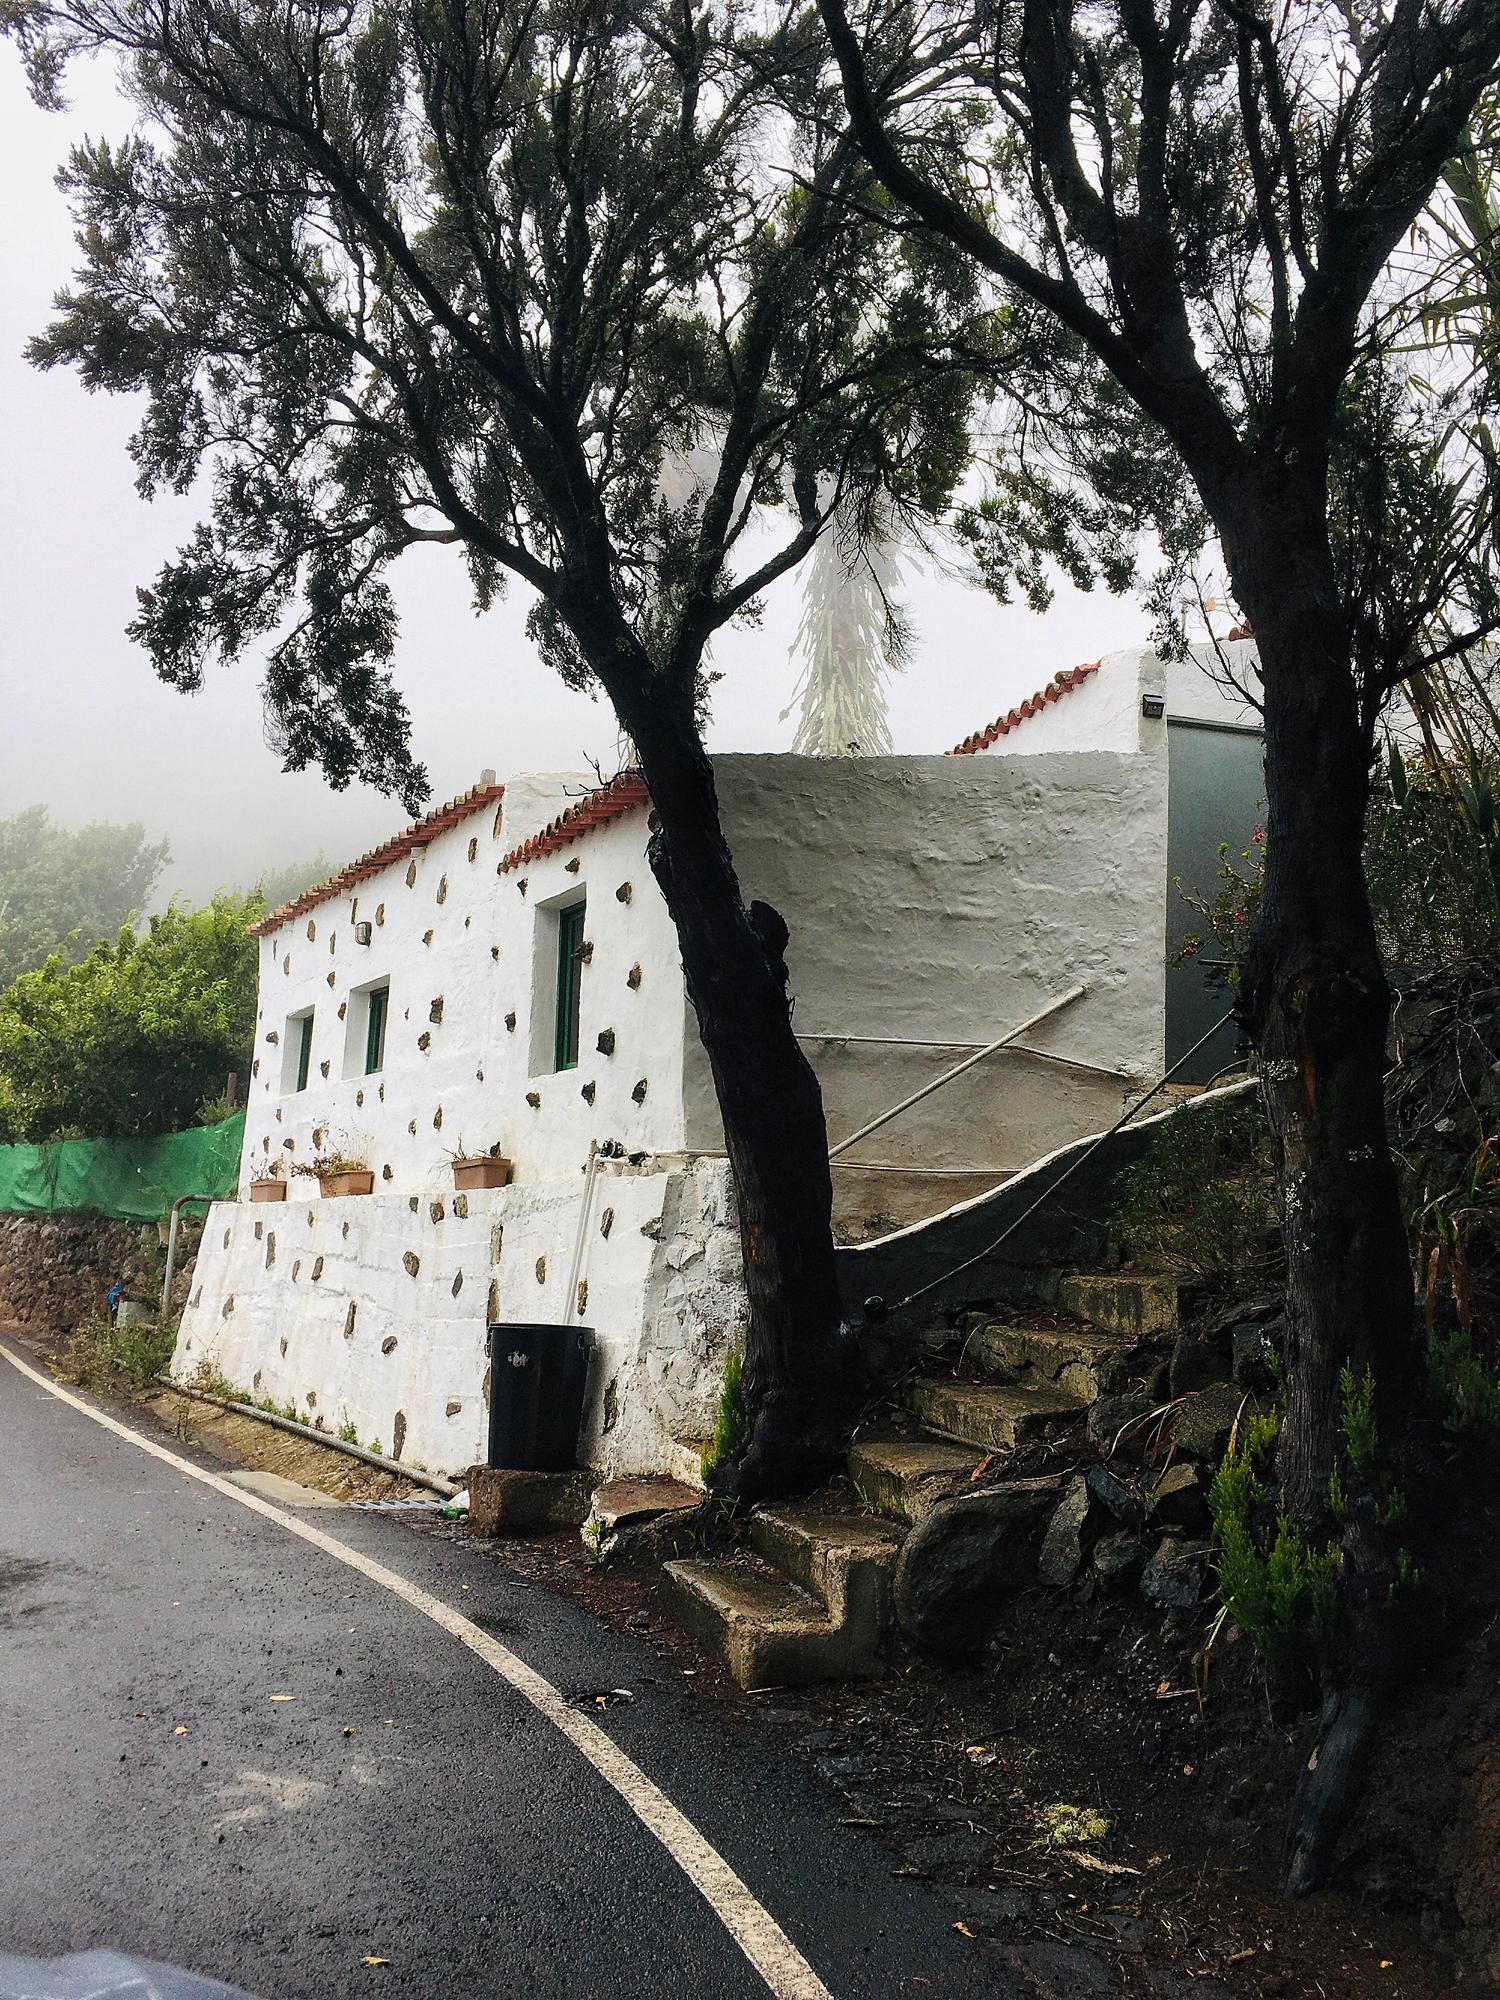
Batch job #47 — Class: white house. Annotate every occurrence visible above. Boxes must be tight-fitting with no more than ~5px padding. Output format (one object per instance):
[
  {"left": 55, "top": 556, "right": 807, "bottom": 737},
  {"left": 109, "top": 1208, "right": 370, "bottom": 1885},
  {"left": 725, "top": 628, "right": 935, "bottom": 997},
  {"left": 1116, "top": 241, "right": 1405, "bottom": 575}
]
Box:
[{"left": 173, "top": 642, "right": 1260, "bottom": 1482}]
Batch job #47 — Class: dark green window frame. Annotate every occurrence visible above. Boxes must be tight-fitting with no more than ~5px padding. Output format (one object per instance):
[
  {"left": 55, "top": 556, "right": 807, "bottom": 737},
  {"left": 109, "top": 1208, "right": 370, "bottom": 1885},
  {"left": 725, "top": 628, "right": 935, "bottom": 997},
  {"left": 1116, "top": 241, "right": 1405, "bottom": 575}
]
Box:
[
  {"left": 364, "top": 983, "right": 389, "bottom": 1075},
  {"left": 294, "top": 1012, "right": 314, "bottom": 1093},
  {"left": 554, "top": 901, "right": 586, "bottom": 1072}
]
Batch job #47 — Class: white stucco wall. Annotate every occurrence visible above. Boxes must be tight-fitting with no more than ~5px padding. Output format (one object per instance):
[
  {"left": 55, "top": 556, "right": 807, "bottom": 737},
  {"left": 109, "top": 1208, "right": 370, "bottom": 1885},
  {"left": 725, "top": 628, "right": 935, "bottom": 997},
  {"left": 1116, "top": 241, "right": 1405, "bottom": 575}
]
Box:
[
  {"left": 238, "top": 774, "right": 689, "bottom": 1197},
  {"left": 181, "top": 734, "right": 1183, "bottom": 1479},
  {"left": 966, "top": 641, "right": 1261, "bottom": 762},
  {"left": 174, "top": 1160, "right": 745, "bottom": 1481},
  {"left": 680, "top": 751, "right": 1168, "bottom": 1212}
]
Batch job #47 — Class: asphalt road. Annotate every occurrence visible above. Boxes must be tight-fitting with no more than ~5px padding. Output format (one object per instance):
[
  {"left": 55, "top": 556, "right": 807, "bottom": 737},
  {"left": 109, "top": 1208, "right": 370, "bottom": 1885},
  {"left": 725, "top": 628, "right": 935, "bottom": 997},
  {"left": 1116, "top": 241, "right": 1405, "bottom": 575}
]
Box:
[{"left": 0, "top": 1336, "right": 1008, "bottom": 2000}]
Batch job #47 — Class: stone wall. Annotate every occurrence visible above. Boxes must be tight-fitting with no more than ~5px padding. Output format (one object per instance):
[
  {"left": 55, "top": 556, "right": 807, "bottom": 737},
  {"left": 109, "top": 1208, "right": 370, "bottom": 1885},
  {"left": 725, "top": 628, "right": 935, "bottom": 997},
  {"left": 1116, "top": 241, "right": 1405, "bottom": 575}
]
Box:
[
  {"left": 0, "top": 1212, "right": 143, "bottom": 1330},
  {"left": 0, "top": 1210, "right": 205, "bottom": 1334}
]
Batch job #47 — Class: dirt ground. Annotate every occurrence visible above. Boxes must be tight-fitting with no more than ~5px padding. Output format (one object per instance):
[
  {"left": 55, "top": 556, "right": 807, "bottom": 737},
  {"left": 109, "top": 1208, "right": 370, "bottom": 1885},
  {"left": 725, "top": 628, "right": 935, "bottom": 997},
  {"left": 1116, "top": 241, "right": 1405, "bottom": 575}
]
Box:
[{"left": 459, "top": 1524, "right": 1495, "bottom": 2000}]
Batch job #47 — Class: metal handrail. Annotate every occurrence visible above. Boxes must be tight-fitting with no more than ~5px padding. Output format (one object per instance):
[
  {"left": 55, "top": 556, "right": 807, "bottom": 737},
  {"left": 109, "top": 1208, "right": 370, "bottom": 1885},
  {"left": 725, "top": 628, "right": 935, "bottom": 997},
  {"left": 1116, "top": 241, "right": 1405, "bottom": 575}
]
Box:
[{"left": 826, "top": 984, "right": 1087, "bottom": 1161}]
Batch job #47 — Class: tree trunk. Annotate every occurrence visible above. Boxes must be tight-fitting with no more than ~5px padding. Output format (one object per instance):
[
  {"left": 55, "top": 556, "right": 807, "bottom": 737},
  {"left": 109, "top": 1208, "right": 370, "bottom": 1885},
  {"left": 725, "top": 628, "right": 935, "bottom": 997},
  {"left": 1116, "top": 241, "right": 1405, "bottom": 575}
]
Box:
[
  {"left": 598, "top": 660, "right": 862, "bottom": 1501},
  {"left": 1224, "top": 500, "right": 1417, "bottom": 1893}
]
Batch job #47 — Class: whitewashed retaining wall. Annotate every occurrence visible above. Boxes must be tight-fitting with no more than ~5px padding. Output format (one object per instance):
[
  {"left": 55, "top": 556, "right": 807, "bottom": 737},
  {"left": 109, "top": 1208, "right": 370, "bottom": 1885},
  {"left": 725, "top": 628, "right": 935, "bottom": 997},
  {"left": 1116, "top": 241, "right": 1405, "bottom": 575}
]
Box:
[{"left": 176, "top": 1160, "right": 744, "bottom": 1481}]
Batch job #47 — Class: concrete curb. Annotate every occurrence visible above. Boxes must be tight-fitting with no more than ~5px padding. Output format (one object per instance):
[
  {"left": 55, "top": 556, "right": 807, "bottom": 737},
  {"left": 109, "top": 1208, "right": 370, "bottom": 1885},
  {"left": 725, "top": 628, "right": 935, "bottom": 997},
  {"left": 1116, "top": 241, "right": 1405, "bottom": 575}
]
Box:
[{"left": 153, "top": 1375, "right": 460, "bottom": 1496}]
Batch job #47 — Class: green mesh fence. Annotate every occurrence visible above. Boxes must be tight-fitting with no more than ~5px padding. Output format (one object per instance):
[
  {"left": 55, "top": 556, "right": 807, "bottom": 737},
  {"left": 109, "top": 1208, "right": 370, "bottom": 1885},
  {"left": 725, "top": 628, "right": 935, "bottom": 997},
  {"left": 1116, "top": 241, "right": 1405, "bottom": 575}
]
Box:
[{"left": 0, "top": 1115, "right": 245, "bottom": 1221}]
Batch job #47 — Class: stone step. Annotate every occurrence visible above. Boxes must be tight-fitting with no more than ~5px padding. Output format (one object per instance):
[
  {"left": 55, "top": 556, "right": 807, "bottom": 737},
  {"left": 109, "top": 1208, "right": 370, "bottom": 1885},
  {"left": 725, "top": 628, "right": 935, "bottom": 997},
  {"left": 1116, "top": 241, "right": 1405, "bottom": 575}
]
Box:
[
  {"left": 1058, "top": 1272, "right": 1185, "bottom": 1341},
  {"left": 905, "top": 1378, "right": 1084, "bottom": 1452},
  {"left": 748, "top": 1503, "right": 905, "bottom": 1626},
  {"left": 847, "top": 1435, "right": 981, "bottom": 1522},
  {"left": 663, "top": 1557, "right": 886, "bottom": 1689},
  {"left": 968, "top": 1321, "right": 1147, "bottom": 1402}
]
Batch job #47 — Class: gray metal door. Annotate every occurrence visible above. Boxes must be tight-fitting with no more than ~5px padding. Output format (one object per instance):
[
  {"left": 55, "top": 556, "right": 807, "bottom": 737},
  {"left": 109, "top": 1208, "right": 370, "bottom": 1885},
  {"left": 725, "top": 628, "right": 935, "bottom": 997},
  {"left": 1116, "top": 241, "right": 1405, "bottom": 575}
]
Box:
[{"left": 1165, "top": 719, "right": 1265, "bottom": 1081}]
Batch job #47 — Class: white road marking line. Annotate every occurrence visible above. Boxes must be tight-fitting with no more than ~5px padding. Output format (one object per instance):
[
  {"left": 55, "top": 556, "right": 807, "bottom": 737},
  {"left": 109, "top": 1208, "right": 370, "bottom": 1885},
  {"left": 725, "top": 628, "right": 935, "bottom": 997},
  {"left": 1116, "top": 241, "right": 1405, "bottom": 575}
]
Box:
[{"left": 0, "top": 1342, "right": 834, "bottom": 2000}]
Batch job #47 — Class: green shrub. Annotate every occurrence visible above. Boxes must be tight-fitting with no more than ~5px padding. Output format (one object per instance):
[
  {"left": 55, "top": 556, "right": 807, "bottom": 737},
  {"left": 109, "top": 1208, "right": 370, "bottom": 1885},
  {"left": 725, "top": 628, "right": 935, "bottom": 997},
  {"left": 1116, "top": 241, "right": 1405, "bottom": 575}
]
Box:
[
  {"left": 1429, "top": 1326, "right": 1500, "bottom": 1451},
  {"left": 1112, "top": 1097, "right": 1278, "bottom": 1278},
  {"left": 1209, "top": 1410, "right": 1340, "bottom": 1663},
  {"left": 700, "top": 1346, "right": 748, "bottom": 1484},
  {"left": 64, "top": 1309, "right": 179, "bottom": 1391}
]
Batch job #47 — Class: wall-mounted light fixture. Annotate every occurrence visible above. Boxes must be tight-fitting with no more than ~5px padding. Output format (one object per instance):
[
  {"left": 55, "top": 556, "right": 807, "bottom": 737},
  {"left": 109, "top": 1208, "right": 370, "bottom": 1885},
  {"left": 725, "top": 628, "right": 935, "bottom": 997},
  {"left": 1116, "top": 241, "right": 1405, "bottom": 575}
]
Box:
[
  {"left": 1142, "top": 692, "right": 1166, "bottom": 720},
  {"left": 354, "top": 920, "right": 373, "bottom": 946}
]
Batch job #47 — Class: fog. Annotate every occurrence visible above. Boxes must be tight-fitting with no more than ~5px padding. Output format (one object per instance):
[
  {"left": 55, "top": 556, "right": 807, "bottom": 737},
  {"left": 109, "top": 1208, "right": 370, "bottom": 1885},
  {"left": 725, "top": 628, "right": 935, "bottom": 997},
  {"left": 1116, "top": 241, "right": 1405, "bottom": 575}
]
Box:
[{"left": 0, "top": 55, "right": 1150, "bottom": 906}]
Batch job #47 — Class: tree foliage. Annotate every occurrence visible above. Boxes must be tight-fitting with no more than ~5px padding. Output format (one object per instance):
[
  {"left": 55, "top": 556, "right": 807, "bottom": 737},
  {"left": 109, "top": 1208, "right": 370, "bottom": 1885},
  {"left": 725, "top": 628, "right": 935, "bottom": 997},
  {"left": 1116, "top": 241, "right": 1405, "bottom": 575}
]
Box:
[
  {"left": 0, "top": 804, "right": 170, "bottom": 988},
  {"left": 0, "top": 894, "right": 260, "bottom": 1141},
  {"left": 5, "top": 0, "right": 996, "bottom": 795},
  {"left": 783, "top": 492, "right": 906, "bottom": 754}
]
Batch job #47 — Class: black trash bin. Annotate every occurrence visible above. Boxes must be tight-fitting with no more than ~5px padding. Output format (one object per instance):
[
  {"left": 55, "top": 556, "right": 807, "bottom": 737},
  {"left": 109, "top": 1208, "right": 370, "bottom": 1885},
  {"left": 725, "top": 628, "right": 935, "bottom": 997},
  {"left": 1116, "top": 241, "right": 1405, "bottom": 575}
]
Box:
[{"left": 486, "top": 1322, "right": 593, "bottom": 1471}]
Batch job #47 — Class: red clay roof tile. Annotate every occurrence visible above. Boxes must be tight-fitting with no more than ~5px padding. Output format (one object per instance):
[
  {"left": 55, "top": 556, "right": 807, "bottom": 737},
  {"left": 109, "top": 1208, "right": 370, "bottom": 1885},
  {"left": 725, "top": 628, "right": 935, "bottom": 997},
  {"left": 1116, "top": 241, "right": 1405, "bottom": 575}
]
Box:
[
  {"left": 947, "top": 660, "right": 1102, "bottom": 756},
  {"left": 247, "top": 781, "right": 505, "bottom": 937},
  {"left": 497, "top": 771, "right": 650, "bottom": 874}
]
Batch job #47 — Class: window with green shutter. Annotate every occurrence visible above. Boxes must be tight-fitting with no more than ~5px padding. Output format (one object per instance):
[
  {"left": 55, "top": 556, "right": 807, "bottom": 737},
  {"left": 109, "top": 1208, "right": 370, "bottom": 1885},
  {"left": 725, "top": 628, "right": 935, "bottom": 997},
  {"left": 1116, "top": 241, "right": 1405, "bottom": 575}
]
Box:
[
  {"left": 294, "top": 1012, "right": 314, "bottom": 1092},
  {"left": 554, "top": 901, "right": 585, "bottom": 1071},
  {"left": 364, "top": 983, "right": 389, "bottom": 1074}
]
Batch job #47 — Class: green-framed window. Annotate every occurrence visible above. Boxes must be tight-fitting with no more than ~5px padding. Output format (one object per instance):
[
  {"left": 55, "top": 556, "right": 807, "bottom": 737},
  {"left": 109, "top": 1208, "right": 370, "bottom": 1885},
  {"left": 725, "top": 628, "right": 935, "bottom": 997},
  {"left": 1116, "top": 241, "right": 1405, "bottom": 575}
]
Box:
[
  {"left": 364, "top": 983, "right": 389, "bottom": 1074},
  {"left": 294, "top": 1012, "right": 314, "bottom": 1092},
  {"left": 554, "top": 901, "right": 586, "bottom": 1071}
]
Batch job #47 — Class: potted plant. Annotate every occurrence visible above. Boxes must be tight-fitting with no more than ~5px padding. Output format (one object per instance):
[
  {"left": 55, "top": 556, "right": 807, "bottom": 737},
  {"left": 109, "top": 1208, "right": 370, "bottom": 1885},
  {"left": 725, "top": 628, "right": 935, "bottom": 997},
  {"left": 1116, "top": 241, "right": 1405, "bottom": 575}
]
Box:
[
  {"left": 449, "top": 1142, "right": 512, "bottom": 1191},
  {"left": 295, "top": 1149, "right": 375, "bottom": 1198},
  {"left": 249, "top": 1159, "right": 289, "bottom": 1203}
]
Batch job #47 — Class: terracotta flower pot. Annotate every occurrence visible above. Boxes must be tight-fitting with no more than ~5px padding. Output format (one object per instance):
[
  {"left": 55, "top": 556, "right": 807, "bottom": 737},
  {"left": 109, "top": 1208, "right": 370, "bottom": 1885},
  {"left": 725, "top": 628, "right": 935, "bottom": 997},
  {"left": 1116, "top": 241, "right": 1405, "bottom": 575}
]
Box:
[
  {"left": 452, "top": 1157, "right": 511, "bottom": 1191},
  {"left": 249, "top": 1178, "right": 288, "bottom": 1203},
  {"left": 319, "top": 1169, "right": 374, "bottom": 1198}
]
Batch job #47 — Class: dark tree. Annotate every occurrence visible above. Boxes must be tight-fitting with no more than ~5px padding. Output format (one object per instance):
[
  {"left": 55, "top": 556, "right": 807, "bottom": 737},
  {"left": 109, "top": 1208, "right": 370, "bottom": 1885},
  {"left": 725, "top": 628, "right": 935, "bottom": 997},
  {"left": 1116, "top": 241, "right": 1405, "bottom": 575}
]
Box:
[
  {"left": 0, "top": 804, "right": 170, "bottom": 987},
  {"left": 816, "top": 0, "right": 1500, "bottom": 1882},
  {"left": 4, "top": 0, "right": 994, "bottom": 1497}
]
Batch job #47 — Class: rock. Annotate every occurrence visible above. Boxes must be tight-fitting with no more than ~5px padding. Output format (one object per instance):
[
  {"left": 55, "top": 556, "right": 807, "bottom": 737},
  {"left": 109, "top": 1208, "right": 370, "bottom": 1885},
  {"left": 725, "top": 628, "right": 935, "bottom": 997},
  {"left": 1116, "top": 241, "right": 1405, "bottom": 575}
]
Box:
[
  {"left": 994, "top": 1939, "right": 1114, "bottom": 1999},
  {"left": 1169, "top": 1327, "right": 1233, "bottom": 1395},
  {"left": 1149, "top": 1461, "right": 1209, "bottom": 1531},
  {"left": 1038, "top": 1476, "right": 1098, "bottom": 1589},
  {"left": 586, "top": 1476, "right": 700, "bottom": 1533},
  {"left": 1172, "top": 1381, "right": 1255, "bottom": 1463},
  {"left": 465, "top": 1465, "right": 591, "bottom": 1535},
  {"left": 893, "top": 1478, "right": 1061, "bottom": 1653},
  {"left": 1086, "top": 1393, "right": 1152, "bottom": 1457},
  {"left": 1140, "top": 1537, "right": 1211, "bottom": 1610},
  {"left": 1084, "top": 1461, "right": 1140, "bottom": 1526},
  {"left": 1233, "top": 1315, "right": 1283, "bottom": 1391},
  {"left": 1092, "top": 1529, "right": 1145, "bottom": 1590}
]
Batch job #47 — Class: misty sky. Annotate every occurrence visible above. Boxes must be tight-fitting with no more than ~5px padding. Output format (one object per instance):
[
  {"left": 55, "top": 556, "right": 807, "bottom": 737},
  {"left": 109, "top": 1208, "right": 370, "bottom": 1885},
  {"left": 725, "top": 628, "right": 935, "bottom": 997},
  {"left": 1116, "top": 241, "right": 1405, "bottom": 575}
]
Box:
[{"left": 0, "top": 53, "right": 1154, "bottom": 905}]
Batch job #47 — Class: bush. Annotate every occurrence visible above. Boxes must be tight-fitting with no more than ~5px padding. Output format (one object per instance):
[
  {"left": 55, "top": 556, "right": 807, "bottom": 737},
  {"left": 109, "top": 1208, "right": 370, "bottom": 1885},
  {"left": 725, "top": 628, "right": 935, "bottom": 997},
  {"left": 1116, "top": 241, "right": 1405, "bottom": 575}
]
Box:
[
  {"left": 1209, "top": 1411, "right": 1340, "bottom": 1663},
  {"left": 1112, "top": 1096, "right": 1278, "bottom": 1278},
  {"left": 0, "top": 893, "right": 260, "bottom": 1141},
  {"left": 63, "top": 1309, "right": 179, "bottom": 1392},
  {"left": 1366, "top": 742, "right": 1500, "bottom": 971},
  {"left": 1429, "top": 1326, "right": 1500, "bottom": 1453}
]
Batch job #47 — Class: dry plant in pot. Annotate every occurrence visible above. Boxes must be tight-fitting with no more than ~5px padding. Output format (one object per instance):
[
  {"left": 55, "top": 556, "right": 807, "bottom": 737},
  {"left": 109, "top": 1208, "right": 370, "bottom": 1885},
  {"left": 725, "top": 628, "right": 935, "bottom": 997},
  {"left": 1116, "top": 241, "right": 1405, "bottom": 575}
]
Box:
[
  {"left": 448, "top": 1141, "right": 511, "bottom": 1191},
  {"left": 248, "top": 1158, "right": 288, "bottom": 1203},
  {"left": 294, "top": 1146, "right": 375, "bottom": 1198}
]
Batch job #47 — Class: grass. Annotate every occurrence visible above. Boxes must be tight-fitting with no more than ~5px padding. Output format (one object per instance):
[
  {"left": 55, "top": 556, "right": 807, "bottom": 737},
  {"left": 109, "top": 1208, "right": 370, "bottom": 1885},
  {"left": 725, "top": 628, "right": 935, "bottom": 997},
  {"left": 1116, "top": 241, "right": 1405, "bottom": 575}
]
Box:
[
  {"left": 63, "top": 1310, "right": 180, "bottom": 1392},
  {"left": 699, "top": 1346, "right": 748, "bottom": 1484}
]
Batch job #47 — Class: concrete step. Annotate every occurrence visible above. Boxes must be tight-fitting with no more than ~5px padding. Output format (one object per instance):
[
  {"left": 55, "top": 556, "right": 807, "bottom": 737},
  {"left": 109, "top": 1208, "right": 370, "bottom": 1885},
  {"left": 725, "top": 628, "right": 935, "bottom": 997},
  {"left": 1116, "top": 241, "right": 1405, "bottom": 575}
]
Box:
[
  {"left": 663, "top": 1557, "right": 886, "bottom": 1689},
  {"left": 1058, "top": 1272, "right": 1185, "bottom": 1341},
  {"left": 749, "top": 1503, "right": 905, "bottom": 1627},
  {"left": 905, "top": 1377, "right": 1083, "bottom": 1452},
  {"left": 847, "top": 1435, "right": 981, "bottom": 1522},
  {"left": 968, "top": 1321, "right": 1147, "bottom": 1402}
]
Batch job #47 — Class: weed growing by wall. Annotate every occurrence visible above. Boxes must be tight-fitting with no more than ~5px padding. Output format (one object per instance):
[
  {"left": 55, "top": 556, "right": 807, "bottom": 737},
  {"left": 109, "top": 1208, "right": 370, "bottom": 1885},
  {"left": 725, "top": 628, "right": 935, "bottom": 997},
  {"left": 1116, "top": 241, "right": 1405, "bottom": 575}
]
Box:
[{"left": 1113, "top": 1097, "right": 1278, "bottom": 1279}]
